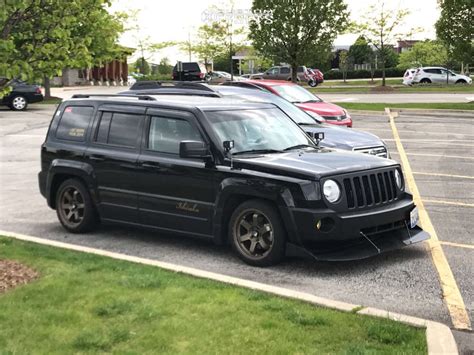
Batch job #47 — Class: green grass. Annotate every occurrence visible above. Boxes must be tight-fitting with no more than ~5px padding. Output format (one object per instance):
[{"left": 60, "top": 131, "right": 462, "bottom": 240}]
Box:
[
  {"left": 310, "top": 84, "right": 474, "bottom": 94},
  {"left": 36, "top": 98, "right": 62, "bottom": 105},
  {"left": 317, "top": 78, "right": 402, "bottom": 87},
  {"left": 338, "top": 102, "right": 474, "bottom": 111},
  {"left": 0, "top": 237, "right": 427, "bottom": 354}
]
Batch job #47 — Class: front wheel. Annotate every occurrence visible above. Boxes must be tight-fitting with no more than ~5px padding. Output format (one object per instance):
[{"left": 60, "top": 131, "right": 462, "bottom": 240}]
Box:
[
  {"left": 9, "top": 95, "right": 28, "bottom": 111},
  {"left": 229, "top": 200, "right": 286, "bottom": 266},
  {"left": 308, "top": 79, "right": 318, "bottom": 87},
  {"left": 56, "top": 179, "right": 98, "bottom": 233}
]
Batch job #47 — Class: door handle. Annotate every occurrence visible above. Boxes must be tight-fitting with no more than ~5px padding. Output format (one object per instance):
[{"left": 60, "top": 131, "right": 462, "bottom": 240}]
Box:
[
  {"left": 141, "top": 162, "right": 161, "bottom": 169},
  {"left": 89, "top": 155, "right": 105, "bottom": 161}
]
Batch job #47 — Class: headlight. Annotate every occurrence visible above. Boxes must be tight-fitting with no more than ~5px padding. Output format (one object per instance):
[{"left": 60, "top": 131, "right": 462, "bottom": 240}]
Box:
[
  {"left": 323, "top": 180, "right": 341, "bottom": 203},
  {"left": 395, "top": 169, "right": 403, "bottom": 190}
]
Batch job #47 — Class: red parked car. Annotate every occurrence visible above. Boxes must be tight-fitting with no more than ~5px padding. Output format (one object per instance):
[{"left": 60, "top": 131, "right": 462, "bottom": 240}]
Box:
[
  {"left": 310, "top": 68, "right": 324, "bottom": 84},
  {"left": 223, "top": 80, "right": 352, "bottom": 127}
]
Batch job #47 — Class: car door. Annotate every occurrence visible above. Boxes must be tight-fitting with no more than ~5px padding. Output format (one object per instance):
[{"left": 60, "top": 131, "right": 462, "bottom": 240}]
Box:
[
  {"left": 279, "top": 67, "right": 291, "bottom": 80},
  {"left": 85, "top": 104, "right": 145, "bottom": 223},
  {"left": 264, "top": 67, "right": 279, "bottom": 79},
  {"left": 136, "top": 108, "right": 216, "bottom": 238}
]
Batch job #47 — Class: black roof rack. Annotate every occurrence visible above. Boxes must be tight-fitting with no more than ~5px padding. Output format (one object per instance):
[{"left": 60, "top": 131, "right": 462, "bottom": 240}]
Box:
[
  {"left": 128, "top": 89, "right": 222, "bottom": 98},
  {"left": 71, "top": 94, "right": 157, "bottom": 101},
  {"left": 129, "top": 80, "right": 216, "bottom": 93}
]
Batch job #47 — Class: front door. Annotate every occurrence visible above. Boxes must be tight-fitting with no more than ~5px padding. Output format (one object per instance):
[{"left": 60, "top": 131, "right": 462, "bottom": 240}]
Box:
[
  {"left": 136, "top": 109, "right": 216, "bottom": 238},
  {"left": 85, "top": 105, "right": 145, "bottom": 223}
]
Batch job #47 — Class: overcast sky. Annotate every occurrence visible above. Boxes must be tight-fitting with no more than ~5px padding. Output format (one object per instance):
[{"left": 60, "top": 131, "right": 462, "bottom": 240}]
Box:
[{"left": 110, "top": 0, "right": 440, "bottom": 64}]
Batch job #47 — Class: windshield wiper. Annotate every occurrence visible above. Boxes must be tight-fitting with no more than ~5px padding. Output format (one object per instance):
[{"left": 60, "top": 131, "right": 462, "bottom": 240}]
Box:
[
  {"left": 298, "top": 122, "right": 317, "bottom": 126},
  {"left": 232, "top": 149, "right": 284, "bottom": 156},
  {"left": 303, "top": 100, "right": 321, "bottom": 103},
  {"left": 283, "top": 144, "right": 317, "bottom": 151}
]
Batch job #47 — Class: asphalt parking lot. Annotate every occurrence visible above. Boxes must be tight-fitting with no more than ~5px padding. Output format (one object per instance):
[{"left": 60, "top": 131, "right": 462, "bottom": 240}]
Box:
[{"left": 0, "top": 104, "right": 473, "bottom": 352}]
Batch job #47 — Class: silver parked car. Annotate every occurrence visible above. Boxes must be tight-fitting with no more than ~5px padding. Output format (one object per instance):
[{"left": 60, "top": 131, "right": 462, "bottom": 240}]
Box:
[
  {"left": 251, "top": 65, "right": 313, "bottom": 82},
  {"left": 412, "top": 67, "right": 472, "bottom": 85}
]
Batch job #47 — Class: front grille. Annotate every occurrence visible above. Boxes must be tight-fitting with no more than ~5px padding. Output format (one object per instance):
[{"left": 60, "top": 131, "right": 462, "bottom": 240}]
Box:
[
  {"left": 322, "top": 114, "right": 347, "bottom": 121},
  {"left": 343, "top": 170, "right": 398, "bottom": 209},
  {"left": 353, "top": 145, "right": 388, "bottom": 158}
]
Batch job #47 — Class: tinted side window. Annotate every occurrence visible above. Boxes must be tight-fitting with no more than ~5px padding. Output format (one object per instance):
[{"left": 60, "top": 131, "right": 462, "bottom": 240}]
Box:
[
  {"left": 280, "top": 67, "right": 290, "bottom": 74},
  {"left": 183, "top": 63, "right": 200, "bottom": 71},
  {"left": 297, "top": 66, "right": 304, "bottom": 72},
  {"left": 148, "top": 116, "right": 202, "bottom": 154},
  {"left": 56, "top": 106, "right": 94, "bottom": 141},
  {"left": 95, "top": 112, "right": 141, "bottom": 147}
]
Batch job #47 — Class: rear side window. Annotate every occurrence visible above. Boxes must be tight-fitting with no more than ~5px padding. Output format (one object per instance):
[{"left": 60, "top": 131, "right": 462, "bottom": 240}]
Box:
[
  {"left": 183, "top": 63, "right": 200, "bottom": 71},
  {"left": 56, "top": 106, "right": 94, "bottom": 141},
  {"left": 148, "top": 116, "right": 202, "bottom": 154},
  {"left": 280, "top": 67, "right": 290, "bottom": 74},
  {"left": 95, "top": 112, "right": 142, "bottom": 148}
]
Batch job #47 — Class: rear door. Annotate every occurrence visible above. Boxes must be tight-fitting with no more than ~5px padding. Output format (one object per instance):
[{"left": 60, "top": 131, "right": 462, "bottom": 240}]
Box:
[
  {"left": 279, "top": 67, "right": 291, "bottom": 80},
  {"left": 85, "top": 104, "right": 145, "bottom": 223},
  {"left": 136, "top": 108, "right": 216, "bottom": 237}
]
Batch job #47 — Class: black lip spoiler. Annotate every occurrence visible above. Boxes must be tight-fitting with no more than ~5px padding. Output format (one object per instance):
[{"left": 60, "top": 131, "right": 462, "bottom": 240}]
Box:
[{"left": 286, "top": 226, "right": 430, "bottom": 261}]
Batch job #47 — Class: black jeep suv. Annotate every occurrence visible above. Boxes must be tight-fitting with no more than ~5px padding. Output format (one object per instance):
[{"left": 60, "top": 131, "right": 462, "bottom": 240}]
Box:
[{"left": 38, "top": 94, "right": 429, "bottom": 266}]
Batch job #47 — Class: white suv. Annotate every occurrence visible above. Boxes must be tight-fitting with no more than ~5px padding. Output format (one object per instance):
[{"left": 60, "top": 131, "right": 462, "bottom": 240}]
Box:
[{"left": 412, "top": 67, "right": 472, "bottom": 85}]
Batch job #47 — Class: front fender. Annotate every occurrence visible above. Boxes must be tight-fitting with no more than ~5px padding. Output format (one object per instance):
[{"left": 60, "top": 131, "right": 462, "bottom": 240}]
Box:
[{"left": 212, "top": 177, "right": 300, "bottom": 245}]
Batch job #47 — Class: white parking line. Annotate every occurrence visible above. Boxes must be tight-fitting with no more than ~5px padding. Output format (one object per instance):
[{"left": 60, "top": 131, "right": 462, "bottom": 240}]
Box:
[
  {"left": 413, "top": 172, "right": 474, "bottom": 180},
  {"left": 390, "top": 152, "right": 474, "bottom": 160}
]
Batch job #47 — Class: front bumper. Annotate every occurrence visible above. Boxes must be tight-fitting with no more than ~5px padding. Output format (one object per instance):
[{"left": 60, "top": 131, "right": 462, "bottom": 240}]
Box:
[{"left": 286, "top": 196, "right": 430, "bottom": 260}]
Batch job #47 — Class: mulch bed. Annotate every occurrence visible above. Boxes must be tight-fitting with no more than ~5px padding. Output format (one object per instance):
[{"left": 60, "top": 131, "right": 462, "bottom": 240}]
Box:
[{"left": 0, "top": 260, "right": 39, "bottom": 294}]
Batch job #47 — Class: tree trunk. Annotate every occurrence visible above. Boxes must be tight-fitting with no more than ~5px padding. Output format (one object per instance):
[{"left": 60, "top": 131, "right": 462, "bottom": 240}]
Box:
[
  {"left": 381, "top": 59, "right": 386, "bottom": 87},
  {"left": 43, "top": 76, "right": 51, "bottom": 99},
  {"left": 291, "top": 64, "right": 298, "bottom": 83}
]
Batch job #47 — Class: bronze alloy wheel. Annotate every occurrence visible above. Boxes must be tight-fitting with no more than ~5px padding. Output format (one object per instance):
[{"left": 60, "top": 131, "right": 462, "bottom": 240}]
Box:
[
  {"left": 58, "top": 186, "right": 85, "bottom": 228},
  {"left": 233, "top": 209, "right": 274, "bottom": 260}
]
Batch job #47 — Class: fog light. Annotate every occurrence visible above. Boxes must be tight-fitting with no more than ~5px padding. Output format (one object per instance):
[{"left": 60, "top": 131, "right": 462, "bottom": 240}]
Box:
[
  {"left": 315, "top": 218, "right": 335, "bottom": 233},
  {"left": 316, "top": 220, "right": 322, "bottom": 230}
]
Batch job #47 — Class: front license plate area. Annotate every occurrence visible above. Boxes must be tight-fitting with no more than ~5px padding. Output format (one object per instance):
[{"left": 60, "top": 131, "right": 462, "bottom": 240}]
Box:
[{"left": 410, "top": 207, "right": 419, "bottom": 229}]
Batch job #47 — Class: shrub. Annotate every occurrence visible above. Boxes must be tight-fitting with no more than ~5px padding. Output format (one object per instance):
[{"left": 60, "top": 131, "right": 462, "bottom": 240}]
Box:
[{"left": 323, "top": 68, "right": 405, "bottom": 80}]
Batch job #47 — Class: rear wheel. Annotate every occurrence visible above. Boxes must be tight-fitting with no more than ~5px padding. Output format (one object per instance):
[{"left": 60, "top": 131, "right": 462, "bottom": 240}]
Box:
[
  {"left": 56, "top": 179, "right": 98, "bottom": 233},
  {"left": 419, "top": 78, "right": 431, "bottom": 84},
  {"left": 229, "top": 200, "right": 286, "bottom": 266},
  {"left": 308, "top": 79, "right": 318, "bottom": 87},
  {"left": 9, "top": 95, "right": 28, "bottom": 111}
]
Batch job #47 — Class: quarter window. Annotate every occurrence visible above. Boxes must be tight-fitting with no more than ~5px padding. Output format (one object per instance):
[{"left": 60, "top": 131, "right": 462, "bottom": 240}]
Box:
[
  {"left": 95, "top": 112, "right": 142, "bottom": 147},
  {"left": 148, "top": 116, "right": 202, "bottom": 154},
  {"left": 280, "top": 67, "right": 290, "bottom": 74},
  {"left": 56, "top": 106, "right": 94, "bottom": 141}
]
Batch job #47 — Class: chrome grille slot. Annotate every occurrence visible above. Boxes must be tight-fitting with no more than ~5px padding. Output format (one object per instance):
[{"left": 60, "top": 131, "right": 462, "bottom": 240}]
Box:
[{"left": 341, "top": 169, "right": 398, "bottom": 209}]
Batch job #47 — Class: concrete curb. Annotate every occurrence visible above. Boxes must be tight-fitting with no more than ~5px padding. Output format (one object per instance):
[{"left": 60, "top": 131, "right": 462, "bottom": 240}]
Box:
[
  {"left": 347, "top": 108, "right": 473, "bottom": 116},
  {"left": 0, "top": 230, "right": 458, "bottom": 354}
]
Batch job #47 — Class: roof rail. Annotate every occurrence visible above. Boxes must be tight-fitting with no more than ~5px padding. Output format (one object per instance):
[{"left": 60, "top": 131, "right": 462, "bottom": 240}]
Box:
[
  {"left": 71, "top": 94, "right": 157, "bottom": 101},
  {"left": 130, "top": 90, "right": 222, "bottom": 98}
]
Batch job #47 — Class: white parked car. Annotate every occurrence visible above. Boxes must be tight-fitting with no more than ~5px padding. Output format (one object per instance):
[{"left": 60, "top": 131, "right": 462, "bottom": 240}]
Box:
[
  {"left": 402, "top": 68, "right": 417, "bottom": 86},
  {"left": 412, "top": 67, "right": 472, "bottom": 85},
  {"left": 127, "top": 75, "right": 137, "bottom": 86}
]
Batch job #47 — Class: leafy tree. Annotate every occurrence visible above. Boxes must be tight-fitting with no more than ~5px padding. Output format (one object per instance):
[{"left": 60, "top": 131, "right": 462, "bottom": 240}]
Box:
[
  {"left": 157, "top": 58, "right": 173, "bottom": 75},
  {"left": 134, "top": 37, "right": 175, "bottom": 75},
  {"left": 186, "top": 23, "right": 227, "bottom": 69},
  {"left": 348, "top": 36, "right": 372, "bottom": 64},
  {"left": 378, "top": 47, "right": 399, "bottom": 68},
  {"left": 249, "top": 0, "right": 348, "bottom": 82},
  {"left": 397, "top": 40, "right": 448, "bottom": 69},
  {"left": 0, "top": 0, "right": 126, "bottom": 97},
  {"left": 134, "top": 58, "right": 150, "bottom": 75},
  {"left": 355, "top": 0, "right": 419, "bottom": 85},
  {"left": 338, "top": 50, "right": 351, "bottom": 82},
  {"left": 435, "top": 0, "right": 472, "bottom": 74}
]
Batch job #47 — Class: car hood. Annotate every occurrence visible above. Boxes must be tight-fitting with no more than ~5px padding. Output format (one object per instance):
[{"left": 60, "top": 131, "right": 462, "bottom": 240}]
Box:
[
  {"left": 300, "top": 124, "right": 384, "bottom": 150},
  {"left": 295, "top": 101, "right": 345, "bottom": 116},
  {"left": 233, "top": 149, "right": 397, "bottom": 180}
]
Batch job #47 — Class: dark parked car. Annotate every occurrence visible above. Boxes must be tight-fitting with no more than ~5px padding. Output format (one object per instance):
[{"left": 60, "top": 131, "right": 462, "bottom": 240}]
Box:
[
  {"left": 122, "top": 84, "right": 389, "bottom": 157},
  {"left": 1, "top": 78, "right": 43, "bottom": 111},
  {"left": 39, "top": 94, "right": 429, "bottom": 266},
  {"left": 172, "top": 62, "right": 207, "bottom": 81}
]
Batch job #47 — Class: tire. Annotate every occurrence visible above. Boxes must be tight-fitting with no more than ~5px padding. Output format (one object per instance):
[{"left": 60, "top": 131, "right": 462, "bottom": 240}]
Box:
[
  {"left": 55, "top": 178, "right": 98, "bottom": 233},
  {"left": 419, "top": 78, "right": 431, "bottom": 84},
  {"left": 229, "top": 199, "right": 286, "bottom": 266},
  {"left": 308, "top": 79, "right": 318, "bottom": 87},
  {"left": 455, "top": 79, "right": 467, "bottom": 84},
  {"left": 9, "top": 95, "right": 28, "bottom": 111}
]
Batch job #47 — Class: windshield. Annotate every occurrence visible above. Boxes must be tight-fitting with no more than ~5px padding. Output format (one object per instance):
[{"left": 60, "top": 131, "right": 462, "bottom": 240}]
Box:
[
  {"left": 271, "top": 84, "right": 322, "bottom": 104},
  {"left": 226, "top": 93, "right": 319, "bottom": 125},
  {"left": 205, "top": 108, "right": 315, "bottom": 154}
]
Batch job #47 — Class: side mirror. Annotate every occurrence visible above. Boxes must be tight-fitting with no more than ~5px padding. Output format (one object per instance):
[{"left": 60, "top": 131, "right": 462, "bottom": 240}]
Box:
[
  {"left": 179, "top": 141, "right": 211, "bottom": 159},
  {"left": 309, "top": 132, "right": 324, "bottom": 145},
  {"left": 223, "top": 140, "right": 234, "bottom": 152}
]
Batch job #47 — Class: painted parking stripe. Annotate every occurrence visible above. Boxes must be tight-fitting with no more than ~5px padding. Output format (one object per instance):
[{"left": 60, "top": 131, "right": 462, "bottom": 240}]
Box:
[
  {"left": 387, "top": 108, "right": 471, "bottom": 330},
  {"left": 413, "top": 172, "right": 474, "bottom": 180},
  {"left": 390, "top": 152, "right": 474, "bottom": 160},
  {"left": 423, "top": 199, "right": 474, "bottom": 208},
  {"left": 364, "top": 128, "right": 474, "bottom": 138},
  {"left": 440, "top": 241, "right": 474, "bottom": 250}
]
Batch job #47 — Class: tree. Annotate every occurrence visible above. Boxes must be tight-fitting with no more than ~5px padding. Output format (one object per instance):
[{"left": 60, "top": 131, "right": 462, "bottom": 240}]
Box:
[
  {"left": 134, "top": 37, "right": 175, "bottom": 75},
  {"left": 0, "top": 0, "right": 126, "bottom": 97},
  {"left": 249, "top": 0, "right": 348, "bottom": 82},
  {"left": 436, "top": 0, "right": 472, "bottom": 74},
  {"left": 355, "top": 0, "right": 419, "bottom": 86},
  {"left": 157, "top": 58, "right": 173, "bottom": 75},
  {"left": 397, "top": 40, "right": 448, "bottom": 69},
  {"left": 348, "top": 36, "right": 373, "bottom": 64},
  {"left": 338, "top": 50, "right": 351, "bottom": 82},
  {"left": 191, "top": 23, "right": 228, "bottom": 69}
]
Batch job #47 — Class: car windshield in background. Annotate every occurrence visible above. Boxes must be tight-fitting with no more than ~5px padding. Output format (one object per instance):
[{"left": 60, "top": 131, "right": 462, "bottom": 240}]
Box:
[
  {"left": 206, "top": 108, "right": 315, "bottom": 154},
  {"left": 272, "top": 85, "right": 322, "bottom": 104}
]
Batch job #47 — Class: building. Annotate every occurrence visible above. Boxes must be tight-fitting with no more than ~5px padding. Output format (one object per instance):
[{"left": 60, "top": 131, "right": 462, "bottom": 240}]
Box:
[{"left": 52, "top": 46, "right": 134, "bottom": 86}]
